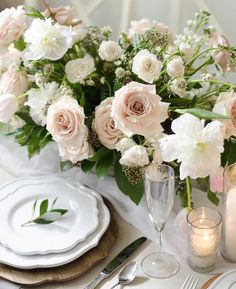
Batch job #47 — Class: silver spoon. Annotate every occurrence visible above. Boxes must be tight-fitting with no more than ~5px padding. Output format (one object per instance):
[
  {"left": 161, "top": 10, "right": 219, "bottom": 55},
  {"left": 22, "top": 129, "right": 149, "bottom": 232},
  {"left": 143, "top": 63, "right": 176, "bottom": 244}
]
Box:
[{"left": 110, "top": 261, "right": 138, "bottom": 289}]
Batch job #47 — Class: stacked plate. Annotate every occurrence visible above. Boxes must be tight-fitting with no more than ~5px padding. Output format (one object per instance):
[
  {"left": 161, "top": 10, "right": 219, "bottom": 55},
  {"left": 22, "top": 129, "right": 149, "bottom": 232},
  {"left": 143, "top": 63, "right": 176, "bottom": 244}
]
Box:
[{"left": 0, "top": 176, "right": 110, "bottom": 269}]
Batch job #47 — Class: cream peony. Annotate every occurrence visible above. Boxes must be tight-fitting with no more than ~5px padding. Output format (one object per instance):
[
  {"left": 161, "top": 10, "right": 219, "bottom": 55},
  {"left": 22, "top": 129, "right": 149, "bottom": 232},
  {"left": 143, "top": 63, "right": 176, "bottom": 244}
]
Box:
[
  {"left": 167, "top": 57, "right": 185, "bottom": 78},
  {"left": 120, "top": 145, "right": 149, "bottom": 167},
  {"left": 111, "top": 82, "right": 169, "bottom": 138},
  {"left": 98, "top": 40, "right": 122, "bottom": 62},
  {"left": 132, "top": 49, "right": 163, "bottom": 83},
  {"left": 42, "top": 6, "right": 80, "bottom": 26},
  {"left": 0, "top": 94, "right": 19, "bottom": 123},
  {"left": 213, "top": 90, "right": 236, "bottom": 138},
  {"left": 46, "top": 96, "right": 91, "bottom": 163},
  {"left": 92, "top": 97, "right": 123, "bottom": 149},
  {"left": 24, "top": 18, "right": 74, "bottom": 60},
  {"left": 0, "top": 6, "right": 26, "bottom": 47},
  {"left": 0, "top": 68, "right": 28, "bottom": 96},
  {"left": 65, "top": 54, "right": 95, "bottom": 83},
  {"left": 160, "top": 113, "right": 224, "bottom": 180},
  {"left": 25, "top": 82, "right": 61, "bottom": 126}
]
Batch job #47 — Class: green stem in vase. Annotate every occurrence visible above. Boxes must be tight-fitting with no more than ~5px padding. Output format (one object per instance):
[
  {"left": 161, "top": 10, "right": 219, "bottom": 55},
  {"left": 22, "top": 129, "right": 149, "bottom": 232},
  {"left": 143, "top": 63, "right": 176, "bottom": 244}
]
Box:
[{"left": 186, "top": 177, "right": 192, "bottom": 212}]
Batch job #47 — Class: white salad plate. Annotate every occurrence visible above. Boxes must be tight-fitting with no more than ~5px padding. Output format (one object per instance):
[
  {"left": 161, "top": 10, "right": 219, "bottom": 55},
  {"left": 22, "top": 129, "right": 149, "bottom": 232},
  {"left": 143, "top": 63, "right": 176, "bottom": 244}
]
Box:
[
  {"left": 0, "top": 176, "right": 110, "bottom": 269},
  {"left": 0, "top": 177, "right": 99, "bottom": 255},
  {"left": 208, "top": 270, "right": 236, "bottom": 289}
]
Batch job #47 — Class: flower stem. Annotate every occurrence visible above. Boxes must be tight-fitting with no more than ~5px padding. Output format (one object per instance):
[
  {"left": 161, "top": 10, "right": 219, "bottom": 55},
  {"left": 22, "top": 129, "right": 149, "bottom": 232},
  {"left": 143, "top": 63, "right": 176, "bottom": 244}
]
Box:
[
  {"left": 188, "top": 79, "right": 236, "bottom": 88},
  {"left": 186, "top": 177, "right": 192, "bottom": 212},
  {"left": 41, "top": 0, "right": 57, "bottom": 22}
]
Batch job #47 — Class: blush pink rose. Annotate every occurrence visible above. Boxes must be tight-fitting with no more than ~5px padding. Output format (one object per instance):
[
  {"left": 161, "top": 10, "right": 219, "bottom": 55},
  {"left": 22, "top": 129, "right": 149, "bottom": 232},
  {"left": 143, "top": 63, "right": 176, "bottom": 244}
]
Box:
[
  {"left": 46, "top": 96, "right": 92, "bottom": 163},
  {"left": 0, "top": 6, "right": 26, "bottom": 47},
  {"left": 0, "top": 93, "right": 19, "bottom": 123},
  {"left": 111, "top": 82, "right": 169, "bottom": 138},
  {"left": 210, "top": 166, "right": 224, "bottom": 193},
  {"left": 209, "top": 32, "right": 231, "bottom": 72},
  {"left": 0, "top": 68, "right": 28, "bottom": 96},
  {"left": 42, "top": 6, "right": 80, "bottom": 26},
  {"left": 213, "top": 90, "right": 236, "bottom": 138},
  {"left": 93, "top": 97, "right": 123, "bottom": 149}
]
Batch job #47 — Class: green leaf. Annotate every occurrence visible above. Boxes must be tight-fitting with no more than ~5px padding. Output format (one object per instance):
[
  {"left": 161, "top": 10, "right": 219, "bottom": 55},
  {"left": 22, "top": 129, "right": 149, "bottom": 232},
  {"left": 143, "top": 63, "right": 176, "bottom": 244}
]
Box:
[
  {"left": 221, "top": 139, "right": 236, "bottom": 166},
  {"left": 33, "top": 218, "right": 54, "bottom": 225},
  {"left": 175, "top": 108, "right": 231, "bottom": 120},
  {"left": 81, "top": 159, "right": 95, "bottom": 173},
  {"left": 114, "top": 79, "right": 122, "bottom": 91},
  {"left": 207, "top": 190, "right": 220, "bottom": 206},
  {"left": 40, "top": 199, "right": 48, "bottom": 215},
  {"left": 14, "top": 37, "right": 26, "bottom": 51},
  {"left": 51, "top": 209, "right": 68, "bottom": 215},
  {"left": 88, "top": 147, "right": 110, "bottom": 162},
  {"left": 96, "top": 151, "right": 113, "bottom": 178},
  {"left": 15, "top": 111, "right": 35, "bottom": 125},
  {"left": 32, "top": 197, "right": 38, "bottom": 216},
  {"left": 60, "top": 160, "right": 74, "bottom": 171},
  {"left": 52, "top": 197, "right": 58, "bottom": 208},
  {"left": 25, "top": 6, "right": 44, "bottom": 19},
  {"left": 114, "top": 158, "right": 144, "bottom": 205},
  {"left": 79, "top": 92, "right": 86, "bottom": 107}
]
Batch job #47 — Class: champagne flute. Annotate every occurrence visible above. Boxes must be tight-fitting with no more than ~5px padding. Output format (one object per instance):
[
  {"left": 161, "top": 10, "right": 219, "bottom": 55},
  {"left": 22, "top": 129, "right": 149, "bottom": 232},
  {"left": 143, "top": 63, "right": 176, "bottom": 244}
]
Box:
[{"left": 141, "top": 164, "right": 179, "bottom": 278}]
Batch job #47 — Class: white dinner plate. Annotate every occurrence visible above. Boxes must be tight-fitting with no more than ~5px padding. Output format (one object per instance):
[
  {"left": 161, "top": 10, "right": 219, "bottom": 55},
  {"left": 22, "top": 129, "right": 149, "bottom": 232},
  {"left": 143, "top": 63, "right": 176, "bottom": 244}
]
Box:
[
  {"left": 208, "top": 270, "right": 236, "bottom": 289},
  {"left": 0, "top": 177, "right": 99, "bottom": 255},
  {"left": 0, "top": 177, "right": 110, "bottom": 269}
]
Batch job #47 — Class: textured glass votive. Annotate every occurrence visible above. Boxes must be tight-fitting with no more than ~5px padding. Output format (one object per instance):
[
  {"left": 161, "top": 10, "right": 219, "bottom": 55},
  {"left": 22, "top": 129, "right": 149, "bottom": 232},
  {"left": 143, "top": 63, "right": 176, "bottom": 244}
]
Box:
[{"left": 187, "top": 207, "right": 222, "bottom": 273}]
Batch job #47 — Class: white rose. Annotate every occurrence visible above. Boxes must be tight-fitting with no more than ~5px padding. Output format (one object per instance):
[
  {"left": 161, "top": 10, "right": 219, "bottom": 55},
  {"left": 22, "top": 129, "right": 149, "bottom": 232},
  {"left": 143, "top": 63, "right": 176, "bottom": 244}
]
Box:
[
  {"left": 170, "top": 77, "right": 187, "bottom": 98},
  {"left": 167, "top": 57, "right": 185, "bottom": 78},
  {"left": 0, "top": 93, "right": 19, "bottom": 123},
  {"left": 92, "top": 97, "right": 123, "bottom": 149},
  {"left": 132, "top": 49, "right": 163, "bottom": 83},
  {"left": 72, "top": 25, "right": 87, "bottom": 43},
  {"left": 116, "top": 138, "right": 136, "bottom": 154},
  {"left": 65, "top": 55, "right": 95, "bottom": 83},
  {"left": 0, "top": 68, "right": 28, "bottom": 96},
  {"left": 98, "top": 40, "right": 122, "bottom": 62},
  {"left": 120, "top": 145, "right": 149, "bottom": 167},
  {"left": 24, "top": 18, "right": 74, "bottom": 61},
  {"left": 179, "top": 43, "right": 193, "bottom": 62},
  {"left": 0, "top": 6, "right": 26, "bottom": 47}
]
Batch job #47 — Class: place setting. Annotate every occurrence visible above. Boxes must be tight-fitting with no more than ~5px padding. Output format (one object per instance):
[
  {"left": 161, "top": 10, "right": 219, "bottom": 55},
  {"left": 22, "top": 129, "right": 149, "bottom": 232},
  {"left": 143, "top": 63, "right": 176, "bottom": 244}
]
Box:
[{"left": 1, "top": 0, "right": 236, "bottom": 288}]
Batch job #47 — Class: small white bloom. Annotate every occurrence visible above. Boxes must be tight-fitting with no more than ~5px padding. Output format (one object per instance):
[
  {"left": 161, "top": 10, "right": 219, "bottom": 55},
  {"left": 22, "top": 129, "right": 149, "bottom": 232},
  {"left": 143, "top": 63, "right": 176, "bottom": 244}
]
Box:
[
  {"left": 115, "top": 67, "right": 126, "bottom": 79},
  {"left": 179, "top": 43, "right": 193, "bottom": 62},
  {"left": 167, "top": 57, "right": 185, "bottom": 78},
  {"left": 170, "top": 77, "right": 187, "bottom": 98},
  {"left": 24, "top": 18, "right": 74, "bottom": 60},
  {"left": 0, "top": 93, "right": 19, "bottom": 123},
  {"left": 86, "top": 79, "right": 95, "bottom": 86},
  {"left": 201, "top": 73, "right": 213, "bottom": 81},
  {"left": 98, "top": 40, "right": 122, "bottom": 62},
  {"left": 120, "top": 145, "right": 149, "bottom": 167},
  {"left": 116, "top": 138, "right": 136, "bottom": 154},
  {"left": 159, "top": 113, "right": 224, "bottom": 179},
  {"left": 132, "top": 49, "right": 163, "bottom": 83},
  {"left": 25, "top": 82, "right": 60, "bottom": 126},
  {"left": 65, "top": 54, "right": 95, "bottom": 84}
]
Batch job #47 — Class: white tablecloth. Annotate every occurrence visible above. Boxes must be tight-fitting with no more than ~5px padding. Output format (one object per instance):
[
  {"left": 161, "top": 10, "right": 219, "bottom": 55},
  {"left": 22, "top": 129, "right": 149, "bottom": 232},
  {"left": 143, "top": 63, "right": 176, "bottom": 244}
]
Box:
[{"left": 0, "top": 136, "right": 236, "bottom": 289}]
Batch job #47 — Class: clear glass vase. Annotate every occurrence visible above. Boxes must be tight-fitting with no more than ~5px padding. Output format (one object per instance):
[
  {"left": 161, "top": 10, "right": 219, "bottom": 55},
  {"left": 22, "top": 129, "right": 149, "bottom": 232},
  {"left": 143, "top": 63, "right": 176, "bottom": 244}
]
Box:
[{"left": 221, "top": 163, "right": 236, "bottom": 262}]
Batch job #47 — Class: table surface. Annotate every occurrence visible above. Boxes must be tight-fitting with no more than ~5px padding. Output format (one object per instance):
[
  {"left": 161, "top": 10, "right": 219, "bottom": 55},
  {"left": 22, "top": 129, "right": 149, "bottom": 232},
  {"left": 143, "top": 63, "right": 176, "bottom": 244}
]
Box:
[{"left": 0, "top": 166, "right": 212, "bottom": 289}]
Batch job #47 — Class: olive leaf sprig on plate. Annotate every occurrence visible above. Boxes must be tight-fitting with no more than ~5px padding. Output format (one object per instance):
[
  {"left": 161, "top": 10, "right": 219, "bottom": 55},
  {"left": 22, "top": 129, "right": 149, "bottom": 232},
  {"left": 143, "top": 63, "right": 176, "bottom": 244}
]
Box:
[{"left": 21, "top": 197, "right": 68, "bottom": 227}]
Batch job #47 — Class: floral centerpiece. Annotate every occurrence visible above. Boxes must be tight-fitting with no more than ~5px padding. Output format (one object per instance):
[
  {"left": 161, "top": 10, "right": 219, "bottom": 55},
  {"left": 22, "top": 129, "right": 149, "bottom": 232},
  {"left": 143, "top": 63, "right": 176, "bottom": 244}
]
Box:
[{"left": 0, "top": 4, "right": 236, "bottom": 209}]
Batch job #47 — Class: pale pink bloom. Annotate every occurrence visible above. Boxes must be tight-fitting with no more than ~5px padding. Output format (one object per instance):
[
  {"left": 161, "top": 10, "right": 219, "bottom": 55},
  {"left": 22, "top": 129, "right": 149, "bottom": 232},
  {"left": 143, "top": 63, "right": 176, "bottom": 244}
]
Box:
[
  {"left": 213, "top": 90, "right": 236, "bottom": 138},
  {"left": 0, "top": 68, "right": 28, "bottom": 96},
  {"left": 0, "top": 48, "right": 22, "bottom": 70},
  {"left": 210, "top": 166, "right": 224, "bottom": 193},
  {"left": 0, "top": 6, "right": 26, "bottom": 47},
  {"left": 209, "top": 32, "right": 231, "bottom": 72},
  {"left": 0, "top": 93, "right": 19, "bottom": 123},
  {"left": 111, "top": 82, "right": 169, "bottom": 138},
  {"left": 93, "top": 97, "right": 123, "bottom": 149},
  {"left": 42, "top": 6, "right": 80, "bottom": 26}
]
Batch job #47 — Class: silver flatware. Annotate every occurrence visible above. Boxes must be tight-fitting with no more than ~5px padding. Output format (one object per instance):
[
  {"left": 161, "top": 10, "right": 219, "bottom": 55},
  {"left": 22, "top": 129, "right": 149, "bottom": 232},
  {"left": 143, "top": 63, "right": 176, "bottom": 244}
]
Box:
[
  {"left": 110, "top": 261, "right": 137, "bottom": 289},
  {"left": 181, "top": 274, "right": 199, "bottom": 289},
  {"left": 84, "top": 237, "right": 147, "bottom": 289}
]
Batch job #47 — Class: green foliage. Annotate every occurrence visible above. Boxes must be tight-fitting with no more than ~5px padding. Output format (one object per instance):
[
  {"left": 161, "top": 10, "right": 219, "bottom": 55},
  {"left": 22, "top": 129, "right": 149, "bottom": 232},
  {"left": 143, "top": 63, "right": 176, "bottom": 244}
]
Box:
[
  {"left": 114, "top": 157, "right": 144, "bottom": 205},
  {"left": 207, "top": 189, "right": 220, "bottom": 206},
  {"left": 60, "top": 161, "right": 74, "bottom": 172},
  {"left": 24, "top": 6, "right": 44, "bottom": 19},
  {"left": 21, "top": 197, "right": 68, "bottom": 226},
  {"left": 81, "top": 159, "right": 95, "bottom": 173},
  {"left": 14, "top": 37, "right": 26, "bottom": 51},
  {"left": 221, "top": 138, "right": 236, "bottom": 167},
  {"left": 96, "top": 151, "right": 113, "bottom": 178},
  {"left": 175, "top": 108, "right": 231, "bottom": 120}
]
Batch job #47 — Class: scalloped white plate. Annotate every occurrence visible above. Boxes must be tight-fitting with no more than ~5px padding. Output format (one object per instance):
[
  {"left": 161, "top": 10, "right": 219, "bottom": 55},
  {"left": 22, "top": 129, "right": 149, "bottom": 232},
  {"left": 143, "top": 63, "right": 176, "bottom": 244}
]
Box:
[
  {"left": 0, "top": 177, "right": 110, "bottom": 268},
  {"left": 0, "top": 177, "right": 99, "bottom": 255},
  {"left": 208, "top": 270, "right": 236, "bottom": 289}
]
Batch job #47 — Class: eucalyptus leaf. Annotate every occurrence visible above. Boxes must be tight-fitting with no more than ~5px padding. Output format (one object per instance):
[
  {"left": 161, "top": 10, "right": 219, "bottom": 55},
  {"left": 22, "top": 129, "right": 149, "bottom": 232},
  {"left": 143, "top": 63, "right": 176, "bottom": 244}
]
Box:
[
  {"left": 40, "top": 199, "right": 48, "bottom": 215},
  {"left": 175, "top": 108, "right": 231, "bottom": 120}
]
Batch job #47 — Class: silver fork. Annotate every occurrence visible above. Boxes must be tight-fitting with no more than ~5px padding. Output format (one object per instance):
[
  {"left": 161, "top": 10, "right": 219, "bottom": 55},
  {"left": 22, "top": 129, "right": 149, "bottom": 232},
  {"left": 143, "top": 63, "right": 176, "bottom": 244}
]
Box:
[{"left": 181, "top": 274, "right": 199, "bottom": 289}]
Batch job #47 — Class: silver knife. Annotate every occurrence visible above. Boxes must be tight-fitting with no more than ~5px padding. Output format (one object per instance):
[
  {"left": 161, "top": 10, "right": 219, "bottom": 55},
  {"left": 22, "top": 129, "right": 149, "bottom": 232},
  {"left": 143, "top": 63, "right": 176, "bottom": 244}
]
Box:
[{"left": 84, "top": 237, "right": 147, "bottom": 289}]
